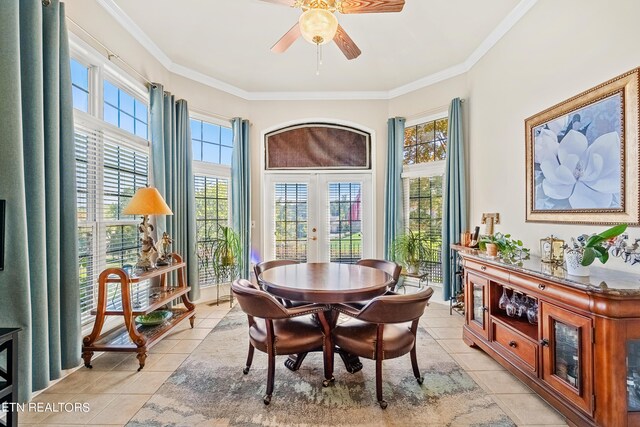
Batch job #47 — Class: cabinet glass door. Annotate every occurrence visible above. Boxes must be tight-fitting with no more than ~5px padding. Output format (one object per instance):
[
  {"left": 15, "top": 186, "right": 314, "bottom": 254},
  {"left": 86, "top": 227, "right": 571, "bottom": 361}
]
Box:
[
  {"left": 466, "top": 273, "right": 489, "bottom": 339},
  {"left": 553, "top": 321, "right": 580, "bottom": 389},
  {"left": 541, "top": 301, "right": 593, "bottom": 415},
  {"left": 627, "top": 340, "right": 640, "bottom": 411}
]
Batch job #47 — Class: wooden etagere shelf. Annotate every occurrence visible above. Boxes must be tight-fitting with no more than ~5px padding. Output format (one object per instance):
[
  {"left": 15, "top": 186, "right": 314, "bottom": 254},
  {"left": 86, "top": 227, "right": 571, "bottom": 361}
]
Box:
[{"left": 82, "top": 253, "right": 195, "bottom": 371}]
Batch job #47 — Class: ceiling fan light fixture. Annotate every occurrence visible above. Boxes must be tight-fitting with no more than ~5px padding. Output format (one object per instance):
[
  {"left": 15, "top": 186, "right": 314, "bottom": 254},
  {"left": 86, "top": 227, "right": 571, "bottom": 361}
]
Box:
[{"left": 299, "top": 8, "right": 338, "bottom": 45}]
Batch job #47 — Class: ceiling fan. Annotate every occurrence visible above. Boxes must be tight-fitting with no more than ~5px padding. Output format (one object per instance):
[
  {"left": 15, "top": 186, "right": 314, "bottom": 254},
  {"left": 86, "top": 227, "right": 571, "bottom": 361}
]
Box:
[{"left": 261, "top": 0, "right": 406, "bottom": 60}]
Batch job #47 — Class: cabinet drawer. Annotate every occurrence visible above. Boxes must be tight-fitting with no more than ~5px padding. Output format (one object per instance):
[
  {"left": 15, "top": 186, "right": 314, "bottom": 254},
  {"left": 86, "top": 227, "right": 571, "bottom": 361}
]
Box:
[
  {"left": 464, "top": 259, "right": 509, "bottom": 282},
  {"left": 492, "top": 320, "right": 538, "bottom": 372}
]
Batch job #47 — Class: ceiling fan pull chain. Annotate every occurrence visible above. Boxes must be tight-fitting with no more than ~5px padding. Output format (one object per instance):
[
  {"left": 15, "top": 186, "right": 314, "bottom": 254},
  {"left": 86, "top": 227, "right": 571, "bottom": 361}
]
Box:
[{"left": 316, "top": 43, "right": 321, "bottom": 75}]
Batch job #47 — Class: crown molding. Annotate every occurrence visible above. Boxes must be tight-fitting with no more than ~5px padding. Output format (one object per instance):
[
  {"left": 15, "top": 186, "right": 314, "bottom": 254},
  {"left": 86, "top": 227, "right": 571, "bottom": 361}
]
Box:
[{"left": 95, "top": 0, "right": 537, "bottom": 101}]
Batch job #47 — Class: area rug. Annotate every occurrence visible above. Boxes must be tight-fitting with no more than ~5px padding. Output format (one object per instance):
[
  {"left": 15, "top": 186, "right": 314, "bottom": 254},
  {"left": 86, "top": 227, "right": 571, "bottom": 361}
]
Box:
[{"left": 127, "top": 307, "right": 515, "bottom": 427}]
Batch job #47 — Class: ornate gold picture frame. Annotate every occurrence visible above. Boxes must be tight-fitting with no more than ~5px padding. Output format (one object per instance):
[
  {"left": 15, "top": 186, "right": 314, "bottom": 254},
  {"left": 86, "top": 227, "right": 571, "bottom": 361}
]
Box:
[{"left": 525, "top": 68, "right": 640, "bottom": 225}]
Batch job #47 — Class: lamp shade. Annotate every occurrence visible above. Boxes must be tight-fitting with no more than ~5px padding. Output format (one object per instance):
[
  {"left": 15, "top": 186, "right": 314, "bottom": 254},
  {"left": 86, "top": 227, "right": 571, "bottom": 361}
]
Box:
[
  {"left": 299, "top": 9, "right": 338, "bottom": 45},
  {"left": 123, "top": 187, "right": 173, "bottom": 216}
]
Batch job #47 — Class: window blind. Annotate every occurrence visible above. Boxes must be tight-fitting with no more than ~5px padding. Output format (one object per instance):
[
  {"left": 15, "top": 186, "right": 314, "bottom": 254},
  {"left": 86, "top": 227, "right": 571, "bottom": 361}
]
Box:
[
  {"left": 273, "top": 183, "right": 308, "bottom": 262},
  {"left": 195, "top": 175, "right": 229, "bottom": 288},
  {"left": 75, "top": 121, "right": 149, "bottom": 323}
]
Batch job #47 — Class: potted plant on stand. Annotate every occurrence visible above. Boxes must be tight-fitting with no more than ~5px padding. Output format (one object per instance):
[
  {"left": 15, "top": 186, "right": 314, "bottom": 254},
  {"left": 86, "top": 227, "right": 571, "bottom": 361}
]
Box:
[
  {"left": 564, "top": 224, "right": 628, "bottom": 276},
  {"left": 392, "top": 230, "right": 430, "bottom": 275},
  {"left": 212, "top": 224, "right": 242, "bottom": 285}
]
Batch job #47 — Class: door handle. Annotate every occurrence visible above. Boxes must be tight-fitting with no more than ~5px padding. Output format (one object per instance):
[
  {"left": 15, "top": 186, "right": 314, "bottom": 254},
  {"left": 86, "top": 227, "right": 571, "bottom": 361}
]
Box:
[{"left": 540, "top": 338, "right": 549, "bottom": 347}]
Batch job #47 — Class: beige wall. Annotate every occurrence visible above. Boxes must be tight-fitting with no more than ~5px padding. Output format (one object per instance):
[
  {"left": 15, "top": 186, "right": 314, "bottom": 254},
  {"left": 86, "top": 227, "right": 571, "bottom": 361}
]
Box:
[
  {"left": 65, "top": 0, "right": 640, "bottom": 273},
  {"left": 464, "top": 0, "right": 640, "bottom": 273}
]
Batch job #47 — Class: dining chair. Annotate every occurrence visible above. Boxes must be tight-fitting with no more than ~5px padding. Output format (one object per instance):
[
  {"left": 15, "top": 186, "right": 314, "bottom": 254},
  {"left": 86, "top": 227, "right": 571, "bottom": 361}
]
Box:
[
  {"left": 346, "top": 259, "right": 403, "bottom": 310},
  {"left": 331, "top": 286, "right": 434, "bottom": 409},
  {"left": 254, "top": 259, "right": 306, "bottom": 307},
  {"left": 231, "top": 279, "right": 333, "bottom": 405}
]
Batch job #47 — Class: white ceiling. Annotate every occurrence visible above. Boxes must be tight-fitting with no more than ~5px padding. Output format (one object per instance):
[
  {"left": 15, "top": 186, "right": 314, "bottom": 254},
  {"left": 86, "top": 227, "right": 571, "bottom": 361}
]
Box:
[{"left": 105, "top": 0, "right": 532, "bottom": 98}]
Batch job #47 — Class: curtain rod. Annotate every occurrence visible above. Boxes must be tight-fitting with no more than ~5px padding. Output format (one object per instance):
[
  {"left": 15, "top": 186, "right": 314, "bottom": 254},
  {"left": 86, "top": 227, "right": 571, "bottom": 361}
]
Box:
[
  {"left": 404, "top": 99, "right": 465, "bottom": 121},
  {"left": 66, "top": 16, "right": 153, "bottom": 86}
]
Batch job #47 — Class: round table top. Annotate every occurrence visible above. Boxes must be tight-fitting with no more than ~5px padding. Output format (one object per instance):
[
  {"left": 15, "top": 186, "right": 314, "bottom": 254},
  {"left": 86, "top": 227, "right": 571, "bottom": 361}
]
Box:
[{"left": 259, "top": 262, "right": 393, "bottom": 304}]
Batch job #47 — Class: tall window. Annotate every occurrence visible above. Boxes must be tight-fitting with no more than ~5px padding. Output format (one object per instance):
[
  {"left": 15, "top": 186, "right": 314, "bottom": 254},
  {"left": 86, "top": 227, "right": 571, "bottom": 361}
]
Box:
[
  {"left": 103, "top": 80, "right": 148, "bottom": 139},
  {"left": 274, "top": 183, "right": 308, "bottom": 262},
  {"left": 190, "top": 118, "right": 233, "bottom": 165},
  {"left": 191, "top": 116, "right": 233, "bottom": 288},
  {"left": 403, "top": 116, "right": 448, "bottom": 283},
  {"left": 72, "top": 56, "right": 150, "bottom": 324},
  {"left": 195, "top": 176, "right": 229, "bottom": 287}
]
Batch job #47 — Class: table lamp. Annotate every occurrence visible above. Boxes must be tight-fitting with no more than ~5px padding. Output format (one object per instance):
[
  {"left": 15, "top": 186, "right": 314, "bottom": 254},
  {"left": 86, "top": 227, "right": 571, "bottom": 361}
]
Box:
[{"left": 123, "top": 187, "right": 173, "bottom": 270}]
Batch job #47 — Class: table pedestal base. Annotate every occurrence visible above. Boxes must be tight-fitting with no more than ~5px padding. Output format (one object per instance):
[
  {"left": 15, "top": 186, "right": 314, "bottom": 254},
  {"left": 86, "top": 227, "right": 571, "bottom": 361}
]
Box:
[{"left": 284, "top": 349, "right": 362, "bottom": 374}]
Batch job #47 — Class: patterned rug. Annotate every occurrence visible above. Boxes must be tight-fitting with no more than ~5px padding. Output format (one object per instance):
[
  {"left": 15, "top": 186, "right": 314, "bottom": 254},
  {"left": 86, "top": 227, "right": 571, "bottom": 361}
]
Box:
[{"left": 128, "top": 307, "right": 515, "bottom": 427}]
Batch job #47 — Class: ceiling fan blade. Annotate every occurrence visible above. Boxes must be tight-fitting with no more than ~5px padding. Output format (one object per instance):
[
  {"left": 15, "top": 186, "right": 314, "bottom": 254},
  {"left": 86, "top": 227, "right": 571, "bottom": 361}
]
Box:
[
  {"left": 257, "top": 0, "right": 297, "bottom": 6},
  {"left": 338, "top": 0, "right": 405, "bottom": 14},
  {"left": 333, "top": 25, "right": 361, "bottom": 60},
  {"left": 271, "top": 23, "right": 302, "bottom": 53}
]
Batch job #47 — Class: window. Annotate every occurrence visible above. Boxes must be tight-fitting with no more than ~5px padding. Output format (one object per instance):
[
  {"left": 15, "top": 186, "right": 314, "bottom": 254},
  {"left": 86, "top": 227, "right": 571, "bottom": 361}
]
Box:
[
  {"left": 274, "top": 183, "right": 308, "bottom": 262},
  {"left": 190, "top": 118, "right": 233, "bottom": 165},
  {"left": 195, "top": 176, "right": 229, "bottom": 287},
  {"left": 71, "top": 59, "right": 89, "bottom": 112},
  {"left": 402, "top": 115, "right": 448, "bottom": 284},
  {"left": 328, "top": 182, "right": 362, "bottom": 263},
  {"left": 75, "top": 123, "right": 149, "bottom": 322},
  {"left": 403, "top": 118, "right": 448, "bottom": 165},
  {"left": 103, "top": 80, "right": 148, "bottom": 139},
  {"left": 70, "top": 53, "right": 150, "bottom": 324}
]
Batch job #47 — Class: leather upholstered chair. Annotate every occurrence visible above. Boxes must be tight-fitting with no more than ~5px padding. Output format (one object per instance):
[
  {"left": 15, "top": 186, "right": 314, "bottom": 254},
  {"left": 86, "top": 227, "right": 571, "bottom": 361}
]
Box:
[
  {"left": 347, "top": 259, "right": 403, "bottom": 310},
  {"left": 231, "top": 279, "right": 333, "bottom": 405},
  {"left": 332, "top": 286, "right": 434, "bottom": 408},
  {"left": 254, "top": 259, "right": 306, "bottom": 308}
]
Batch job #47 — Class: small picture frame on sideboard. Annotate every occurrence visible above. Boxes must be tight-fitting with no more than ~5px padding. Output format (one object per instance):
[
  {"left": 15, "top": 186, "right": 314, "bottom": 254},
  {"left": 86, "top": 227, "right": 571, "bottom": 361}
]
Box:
[{"left": 0, "top": 200, "right": 4, "bottom": 271}]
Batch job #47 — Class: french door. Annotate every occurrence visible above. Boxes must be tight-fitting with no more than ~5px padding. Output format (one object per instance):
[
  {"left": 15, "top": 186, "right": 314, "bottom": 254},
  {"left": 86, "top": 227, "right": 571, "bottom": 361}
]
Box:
[{"left": 263, "top": 173, "right": 373, "bottom": 263}]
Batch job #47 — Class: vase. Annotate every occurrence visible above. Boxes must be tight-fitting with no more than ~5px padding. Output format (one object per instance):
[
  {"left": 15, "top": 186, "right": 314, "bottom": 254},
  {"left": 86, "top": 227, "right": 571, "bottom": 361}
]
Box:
[{"left": 564, "top": 249, "right": 590, "bottom": 276}]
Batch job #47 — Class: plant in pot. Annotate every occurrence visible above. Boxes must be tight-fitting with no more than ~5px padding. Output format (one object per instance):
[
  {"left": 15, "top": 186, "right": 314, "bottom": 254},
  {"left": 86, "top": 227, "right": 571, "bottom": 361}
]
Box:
[
  {"left": 211, "top": 225, "right": 242, "bottom": 282},
  {"left": 392, "top": 230, "right": 430, "bottom": 275},
  {"left": 564, "top": 223, "right": 628, "bottom": 277},
  {"left": 479, "top": 232, "right": 530, "bottom": 262}
]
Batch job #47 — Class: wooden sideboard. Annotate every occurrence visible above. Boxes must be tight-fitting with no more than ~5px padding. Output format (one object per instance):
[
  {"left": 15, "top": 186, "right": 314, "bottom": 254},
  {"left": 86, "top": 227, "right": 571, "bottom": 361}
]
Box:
[{"left": 454, "top": 245, "right": 640, "bottom": 427}]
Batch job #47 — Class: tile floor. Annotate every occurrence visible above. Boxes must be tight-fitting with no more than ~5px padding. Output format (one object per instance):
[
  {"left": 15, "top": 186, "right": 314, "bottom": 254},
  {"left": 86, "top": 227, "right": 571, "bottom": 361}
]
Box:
[{"left": 17, "top": 300, "right": 568, "bottom": 426}]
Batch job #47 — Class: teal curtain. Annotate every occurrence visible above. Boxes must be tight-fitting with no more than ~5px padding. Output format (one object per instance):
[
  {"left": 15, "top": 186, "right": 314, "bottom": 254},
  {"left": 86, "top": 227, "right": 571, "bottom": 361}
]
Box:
[
  {"left": 0, "top": 0, "right": 79, "bottom": 401},
  {"left": 442, "top": 98, "right": 467, "bottom": 301},
  {"left": 384, "top": 117, "right": 405, "bottom": 260},
  {"left": 231, "top": 118, "right": 251, "bottom": 279},
  {"left": 150, "top": 85, "right": 199, "bottom": 300}
]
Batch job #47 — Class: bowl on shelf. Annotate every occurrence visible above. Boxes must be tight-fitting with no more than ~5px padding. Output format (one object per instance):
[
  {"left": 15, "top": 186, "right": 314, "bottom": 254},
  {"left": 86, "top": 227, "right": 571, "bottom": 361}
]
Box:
[{"left": 135, "top": 310, "right": 172, "bottom": 326}]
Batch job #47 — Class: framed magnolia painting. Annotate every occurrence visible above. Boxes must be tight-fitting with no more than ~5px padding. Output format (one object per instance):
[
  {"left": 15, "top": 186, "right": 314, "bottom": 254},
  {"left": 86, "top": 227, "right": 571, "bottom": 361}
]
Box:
[{"left": 525, "top": 68, "right": 640, "bottom": 224}]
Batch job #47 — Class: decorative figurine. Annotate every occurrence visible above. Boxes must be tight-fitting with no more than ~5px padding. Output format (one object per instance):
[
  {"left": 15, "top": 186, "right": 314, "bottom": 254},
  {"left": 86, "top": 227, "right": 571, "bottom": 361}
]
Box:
[
  {"left": 156, "top": 232, "right": 173, "bottom": 266},
  {"left": 133, "top": 216, "right": 157, "bottom": 270}
]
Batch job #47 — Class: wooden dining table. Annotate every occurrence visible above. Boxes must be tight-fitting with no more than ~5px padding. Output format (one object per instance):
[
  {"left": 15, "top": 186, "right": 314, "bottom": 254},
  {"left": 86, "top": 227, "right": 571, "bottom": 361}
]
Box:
[{"left": 258, "top": 262, "right": 394, "bottom": 373}]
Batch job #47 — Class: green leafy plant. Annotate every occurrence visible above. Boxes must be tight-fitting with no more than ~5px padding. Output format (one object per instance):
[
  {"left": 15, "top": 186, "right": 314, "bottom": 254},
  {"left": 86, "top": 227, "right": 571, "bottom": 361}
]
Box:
[
  {"left": 211, "top": 225, "right": 242, "bottom": 278},
  {"left": 576, "top": 223, "right": 628, "bottom": 266},
  {"left": 479, "top": 232, "right": 530, "bottom": 260},
  {"left": 392, "top": 230, "right": 431, "bottom": 274}
]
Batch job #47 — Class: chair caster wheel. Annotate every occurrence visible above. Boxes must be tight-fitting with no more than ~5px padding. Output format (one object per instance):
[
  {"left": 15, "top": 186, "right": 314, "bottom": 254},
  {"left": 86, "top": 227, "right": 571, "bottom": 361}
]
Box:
[
  {"left": 416, "top": 376, "right": 424, "bottom": 385},
  {"left": 243, "top": 367, "right": 250, "bottom": 375},
  {"left": 85, "top": 365, "right": 92, "bottom": 369},
  {"left": 322, "top": 377, "right": 335, "bottom": 387},
  {"left": 263, "top": 395, "right": 271, "bottom": 405},
  {"left": 379, "top": 400, "right": 388, "bottom": 409}
]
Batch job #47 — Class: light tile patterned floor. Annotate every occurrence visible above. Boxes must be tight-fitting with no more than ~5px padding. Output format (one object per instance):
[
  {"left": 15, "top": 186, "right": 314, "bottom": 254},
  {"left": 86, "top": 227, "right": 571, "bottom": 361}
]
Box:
[{"left": 18, "top": 301, "right": 568, "bottom": 426}]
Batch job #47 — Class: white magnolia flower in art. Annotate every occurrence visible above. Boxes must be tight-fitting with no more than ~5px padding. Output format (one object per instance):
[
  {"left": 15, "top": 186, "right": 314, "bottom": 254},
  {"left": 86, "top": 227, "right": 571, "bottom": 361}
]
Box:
[{"left": 538, "top": 130, "right": 620, "bottom": 209}]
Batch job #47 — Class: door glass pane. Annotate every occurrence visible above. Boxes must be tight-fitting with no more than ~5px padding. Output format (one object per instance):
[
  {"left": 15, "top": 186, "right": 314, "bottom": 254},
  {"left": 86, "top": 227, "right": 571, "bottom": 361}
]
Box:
[
  {"left": 274, "top": 183, "right": 308, "bottom": 262},
  {"left": 328, "top": 182, "right": 362, "bottom": 263},
  {"left": 472, "top": 283, "right": 484, "bottom": 327},
  {"left": 627, "top": 340, "right": 640, "bottom": 411},
  {"left": 553, "top": 321, "right": 580, "bottom": 389}
]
